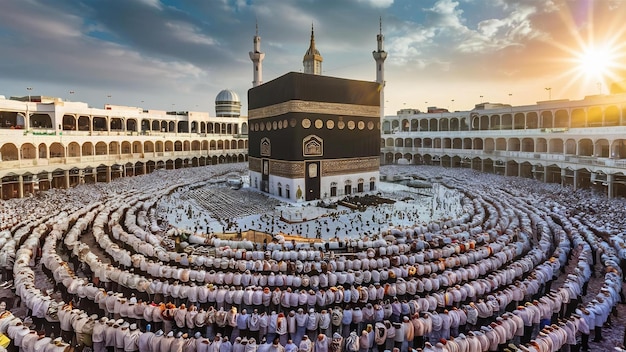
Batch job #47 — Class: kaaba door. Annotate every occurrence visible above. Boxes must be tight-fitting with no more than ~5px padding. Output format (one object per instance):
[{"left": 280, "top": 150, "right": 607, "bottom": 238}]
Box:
[
  {"left": 261, "top": 159, "right": 269, "bottom": 193},
  {"left": 305, "top": 161, "right": 320, "bottom": 201}
]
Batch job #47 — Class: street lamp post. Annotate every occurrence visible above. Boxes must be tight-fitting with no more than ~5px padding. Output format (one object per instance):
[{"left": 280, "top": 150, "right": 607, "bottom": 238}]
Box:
[
  {"left": 545, "top": 87, "right": 551, "bottom": 100},
  {"left": 26, "top": 87, "right": 33, "bottom": 102},
  {"left": 69, "top": 91, "right": 75, "bottom": 101}
]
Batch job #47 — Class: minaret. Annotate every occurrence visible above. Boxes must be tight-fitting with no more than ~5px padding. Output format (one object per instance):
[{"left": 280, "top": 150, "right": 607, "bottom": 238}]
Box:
[
  {"left": 372, "top": 17, "right": 387, "bottom": 120},
  {"left": 303, "top": 24, "right": 323, "bottom": 75},
  {"left": 249, "top": 22, "right": 265, "bottom": 87}
]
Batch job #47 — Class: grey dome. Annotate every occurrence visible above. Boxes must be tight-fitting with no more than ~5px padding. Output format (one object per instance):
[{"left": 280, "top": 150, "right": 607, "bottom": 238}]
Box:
[
  {"left": 215, "top": 89, "right": 241, "bottom": 118},
  {"left": 215, "top": 89, "right": 240, "bottom": 104}
]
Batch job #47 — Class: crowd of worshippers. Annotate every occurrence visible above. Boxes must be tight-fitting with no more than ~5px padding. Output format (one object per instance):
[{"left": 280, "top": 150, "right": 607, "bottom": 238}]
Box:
[{"left": 0, "top": 164, "right": 624, "bottom": 352}]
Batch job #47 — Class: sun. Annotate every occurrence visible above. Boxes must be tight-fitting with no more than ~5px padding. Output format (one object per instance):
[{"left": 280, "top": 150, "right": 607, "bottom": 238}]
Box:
[{"left": 575, "top": 44, "right": 618, "bottom": 81}]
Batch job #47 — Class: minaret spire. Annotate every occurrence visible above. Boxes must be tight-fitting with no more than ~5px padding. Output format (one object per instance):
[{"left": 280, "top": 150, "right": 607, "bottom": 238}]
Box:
[
  {"left": 303, "top": 23, "right": 323, "bottom": 75},
  {"left": 373, "top": 16, "right": 388, "bottom": 120},
  {"left": 249, "top": 20, "right": 265, "bottom": 87}
]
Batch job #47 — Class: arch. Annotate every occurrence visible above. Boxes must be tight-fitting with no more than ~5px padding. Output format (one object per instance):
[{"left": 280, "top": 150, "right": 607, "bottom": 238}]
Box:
[
  {"left": 513, "top": 113, "right": 525, "bottom": 129},
  {"left": 241, "top": 122, "right": 248, "bottom": 134},
  {"left": 463, "top": 138, "right": 472, "bottom": 149},
  {"left": 433, "top": 138, "right": 441, "bottom": 149},
  {"left": 121, "top": 141, "right": 132, "bottom": 154},
  {"left": 382, "top": 120, "right": 391, "bottom": 133},
  {"left": 62, "top": 115, "right": 76, "bottom": 131},
  {"left": 501, "top": 114, "right": 512, "bottom": 129},
  {"left": 442, "top": 138, "right": 451, "bottom": 149},
  {"left": 610, "top": 139, "right": 626, "bottom": 158},
  {"left": 191, "top": 140, "right": 201, "bottom": 151},
  {"left": 521, "top": 138, "right": 534, "bottom": 152},
  {"left": 168, "top": 121, "right": 175, "bottom": 132},
  {"left": 230, "top": 140, "right": 237, "bottom": 149},
  {"left": 210, "top": 140, "right": 217, "bottom": 150},
  {"left": 429, "top": 118, "right": 438, "bottom": 131},
  {"left": 67, "top": 142, "right": 80, "bottom": 157},
  {"left": 93, "top": 116, "right": 107, "bottom": 131},
  {"left": 0, "top": 143, "right": 18, "bottom": 161},
  {"left": 508, "top": 138, "right": 520, "bottom": 152},
  {"left": 578, "top": 139, "right": 593, "bottom": 156},
  {"left": 108, "top": 141, "right": 120, "bottom": 155},
  {"left": 152, "top": 120, "right": 160, "bottom": 131},
  {"left": 160, "top": 121, "right": 168, "bottom": 132},
  {"left": 344, "top": 179, "right": 353, "bottom": 195},
  {"left": 144, "top": 141, "right": 154, "bottom": 153},
  {"left": 450, "top": 118, "right": 459, "bottom": 131},
  {"left": 473, "top": 138, "right": 483, "bottom": 150},
  {"left": 217, "top": 140, "right": 224, "bottom": 150},
  {"left": 490, "top": 115, "right": 500, "bottom": 130},
  {"left": 410, "top": 119, "right": 419, "bottom": 132},
  {"left": 401, "top": 119, "right": 410, "bottom": 132},
  {"left": 174, "top": 141, "right": 183, "bottom": 151},
  {"left": 535, "top": 138, "right": 547, "bottom": 153},
  {"left": 165, "top": 141, "right": 174, "bottom": 152},
  {"left": 484, "top": 138, "right": 494, "bottom": 152},
  {"left": 110, "top": 117, "right": 123, "bottom": 131},
  {"left": 564, "top": 139, "right": 576, "bottom": 155},
  {"left": 178, "top": 121, "right": 188, "bottom": 133},
  {"left": 595, "top": 139, "right": 609, "bottom": 157},
  {"left": 554, "top": 110, "right": 569, "bottom": 128},
  {"left": 78, "top": 116, "right": 90, "bottom": 131},
  {"left": 423, "top": 138, "right": 432, "bottom": 148},
  {"left": 30, "top": 113, "right": 53, "bottom": 129},
  {"left": 49, "top": 142, "right": 65, "bottom": 158},
  {"left": 82, "top": 142, "right": 94, "bottom": 156},
  {"left": 237, "top": 139, "right": 245, "bottom": 149},
  {"left": 548, "top": 138, "right": 562, "bottom": 154},
  {"left": 419, "top": 119, "right": 428, "bottom": 131},
  {"left": 439, "top": 118, "right": 449, "bottom": 131},
  {"left": 414, "top": 138, "right": 421, "bottom": 148},
  {"left": 391, "top": 120, "right": 400, "bottom": 132},
  {"left": 452, "top": 138, "right": 462, "bottom": 149},
  {"left": 141, "top": 119, "right": 151, "bottom": 132},
  {"left": 202, "top": 141, "right": 209, "bottom": 151},
  {"left": 480, "top": 115, "right": 489, "bottom": 130},
  {"left": 395, "top": 138, "right": 403, "bottom": 147},
  {"left": 540, "top": 111, "right": 553, "bottom": 128},
  {"left": 495, "top": 138, "right": 506, "bottom": 151},
  {"left": 155, "top": 141, "right": 164, "bottom": 153},
  {"left": 95, "top": 142, "right": 107, "bottom": 155},
  {"left": 20, "top": 143, "right": 36, "bottom": 159},
  {"left": 126, "top": 118, "right": 138, "bottom": 132}
]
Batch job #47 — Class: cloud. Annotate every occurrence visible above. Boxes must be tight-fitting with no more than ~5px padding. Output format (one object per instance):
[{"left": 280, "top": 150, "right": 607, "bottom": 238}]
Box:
[{"left": 354, "top": 0, "right": 394, "bottom": 8}]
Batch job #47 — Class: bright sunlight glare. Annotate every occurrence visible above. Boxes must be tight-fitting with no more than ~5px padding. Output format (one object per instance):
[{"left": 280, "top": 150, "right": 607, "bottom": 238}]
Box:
[{"left": 575, "top": 45, "right": 616, "bottom": 80}]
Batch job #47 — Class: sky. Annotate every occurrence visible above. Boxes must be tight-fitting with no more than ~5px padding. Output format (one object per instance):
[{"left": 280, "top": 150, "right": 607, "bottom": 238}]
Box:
[{"left": 1, "top": 0, "right": 626, "bottom": 116}]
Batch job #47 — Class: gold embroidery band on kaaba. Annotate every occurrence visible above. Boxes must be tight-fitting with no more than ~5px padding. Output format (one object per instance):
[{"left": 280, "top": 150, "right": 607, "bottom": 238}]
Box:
[
  {"left": 321, "top": 157, "right": 379, "bottom": 177},
  {"left": 250, "top": 157, "right": 379, "bottom": 178},
  {"left": 248, "top": 100, "right": 380, "bottom": 120}
]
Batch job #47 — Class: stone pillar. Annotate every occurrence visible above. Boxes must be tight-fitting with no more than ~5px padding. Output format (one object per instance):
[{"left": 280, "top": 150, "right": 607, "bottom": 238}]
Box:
[
  {"left": 142, "top": 163, "right": 147, "bottom": 175},
  {"left": 106, "top": 166, "right": 111, "bottom": 183},
  {"left": 48, "top": 172, "right": 53, "bottom": 189},
  {"left": 608, "top": 174, "right": 615, "bottom": 199},
  {"left": 573, "top": 170, "right": 579, "bottom": 190},
  {"left": 18, "top": 175, "right": 24, "bottom": 198},
  {"left": 560, "top": 169, "right": 566, "bottom": 187},
  {"left": 64, "top": 170, "right": 70, "bottom": 189}
]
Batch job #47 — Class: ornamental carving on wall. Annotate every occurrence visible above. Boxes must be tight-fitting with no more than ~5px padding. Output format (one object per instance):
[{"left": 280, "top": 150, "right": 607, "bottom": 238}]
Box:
[
  {"left": 260, "top": 137, "right": 271, "bottom": 156},
  {"left": 303, "top": 135, "right": 323, "bottom": 157}
]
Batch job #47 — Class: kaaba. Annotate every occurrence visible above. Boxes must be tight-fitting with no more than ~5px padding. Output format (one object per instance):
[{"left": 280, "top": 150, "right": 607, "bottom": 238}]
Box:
[{"left": 248, "top": 72, "right": 381, "bottom": 201}]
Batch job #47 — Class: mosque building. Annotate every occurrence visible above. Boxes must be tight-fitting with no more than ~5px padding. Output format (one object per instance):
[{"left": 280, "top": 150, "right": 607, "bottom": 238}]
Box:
[
  {"left": 248, "top": 24, "right": 385, "bottom": 202},
  {"left": 0, "top": 91, "right": 248, "bottom": 199},
  {"left": 381, "top": 84, "right": 626, "bottom": 198}
]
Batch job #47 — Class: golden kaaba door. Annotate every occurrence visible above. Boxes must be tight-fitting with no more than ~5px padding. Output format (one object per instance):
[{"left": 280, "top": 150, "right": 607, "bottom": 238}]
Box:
[{"left": 305, "top": 161, "right": 320, "bottom": 201}]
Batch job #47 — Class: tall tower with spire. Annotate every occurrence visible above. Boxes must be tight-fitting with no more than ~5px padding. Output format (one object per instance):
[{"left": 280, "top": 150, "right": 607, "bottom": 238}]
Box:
[
  {"left": 372, "top": 18, "right": 387, "bottom": 120},
  {"left": 249, "top": 22, "right": 265, "bottom": 87},
  {"left": 303, "top": 24, "right": 323, "bottom": 75}
]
